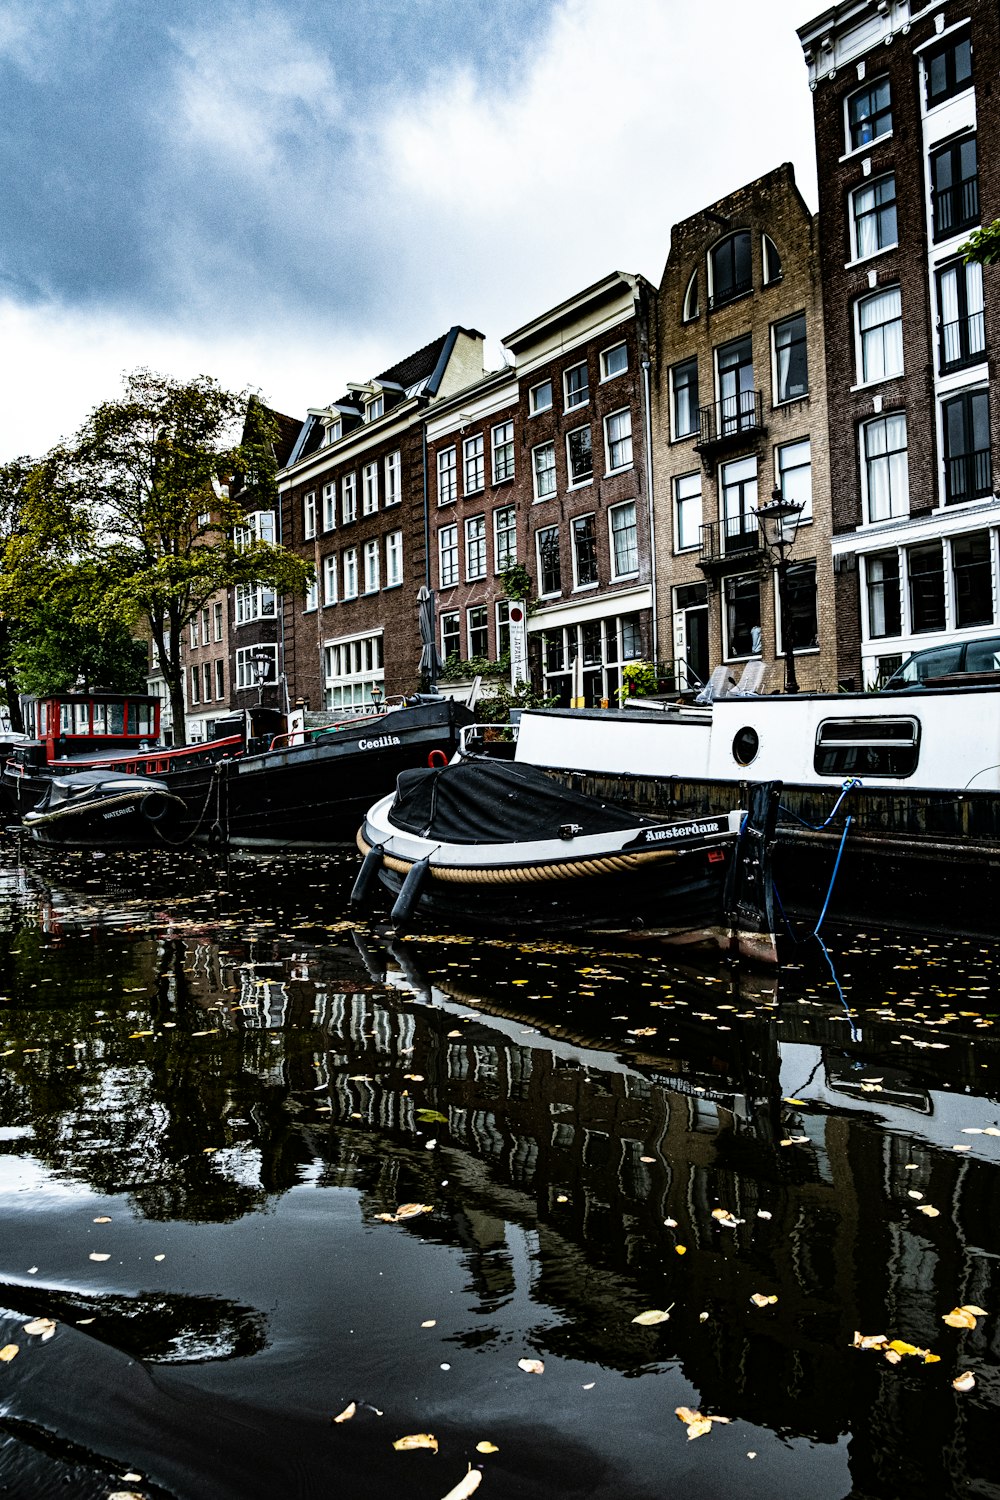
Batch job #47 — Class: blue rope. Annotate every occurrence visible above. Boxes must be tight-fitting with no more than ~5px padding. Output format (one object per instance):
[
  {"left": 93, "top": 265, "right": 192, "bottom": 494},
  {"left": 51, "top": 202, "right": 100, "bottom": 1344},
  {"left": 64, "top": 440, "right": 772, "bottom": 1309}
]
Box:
[
  {"left": 779, "top": 778, "right": 862, "bottom": 831},
  {"left": 815, "top": 932, "right": 860, "bottom": 1041},
  {"left": 812, "top": 815, "right": 852, "bottom": 937}
]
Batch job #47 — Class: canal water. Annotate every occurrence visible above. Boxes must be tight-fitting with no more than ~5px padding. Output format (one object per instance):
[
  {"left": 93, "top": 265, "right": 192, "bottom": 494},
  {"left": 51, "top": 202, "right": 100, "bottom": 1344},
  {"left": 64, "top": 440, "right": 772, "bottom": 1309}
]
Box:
[{"left": 0, "top": 837, "right": 998, "bottom": 1500}]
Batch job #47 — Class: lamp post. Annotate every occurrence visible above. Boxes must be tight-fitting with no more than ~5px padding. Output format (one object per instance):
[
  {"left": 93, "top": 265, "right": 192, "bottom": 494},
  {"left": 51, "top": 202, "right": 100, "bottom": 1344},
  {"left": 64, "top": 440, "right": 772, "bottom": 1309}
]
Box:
[
  {"left": 370, "top": 682, "right": 384, "bottom": 714},
  {"left": 753, "top": 487, "right": 805, "bottom": 695},
  {"left": 249, "top": 650, "right": 273, "bottom": 706}
]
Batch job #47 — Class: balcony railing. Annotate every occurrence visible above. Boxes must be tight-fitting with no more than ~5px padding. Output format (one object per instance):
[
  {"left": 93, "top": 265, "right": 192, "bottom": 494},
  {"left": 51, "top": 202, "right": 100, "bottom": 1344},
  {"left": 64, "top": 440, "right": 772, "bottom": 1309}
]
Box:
[
  {"left": 698, "top": 515, "right": 765, "bottom": 568},
  {"left": 933, "top": 176, "right": 979, "bottom": 241},
  {"left": 946, "top": 447, "right": 992, "bottom": 504},
  {"left": 940, "top": 311, "right": 986, "bottom": 370},
  {"left": 694, "top": 389, "right": 764, "bottom": 453}
]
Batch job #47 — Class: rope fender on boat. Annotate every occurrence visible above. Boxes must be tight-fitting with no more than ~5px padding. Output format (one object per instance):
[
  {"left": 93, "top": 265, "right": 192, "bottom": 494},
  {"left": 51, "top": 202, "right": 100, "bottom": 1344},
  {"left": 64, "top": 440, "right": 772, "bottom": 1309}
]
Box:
[
  {"left": 356, "top": 829, "right": 698, "bottom": 886},
  {"left": 26, "top": 790, "right": 186, "bottom": 825}
]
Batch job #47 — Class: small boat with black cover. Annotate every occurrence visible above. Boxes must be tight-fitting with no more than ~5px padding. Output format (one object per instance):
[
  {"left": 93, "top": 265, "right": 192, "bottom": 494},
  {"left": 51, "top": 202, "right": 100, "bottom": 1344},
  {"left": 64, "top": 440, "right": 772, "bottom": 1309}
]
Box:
[{"left": 22, "top": 771, "right": 184, "bottom": 848}]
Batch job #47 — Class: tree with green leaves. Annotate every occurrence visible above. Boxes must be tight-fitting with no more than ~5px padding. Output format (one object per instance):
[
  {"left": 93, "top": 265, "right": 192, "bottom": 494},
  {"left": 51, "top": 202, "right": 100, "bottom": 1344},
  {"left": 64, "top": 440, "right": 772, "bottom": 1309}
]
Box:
[
  {"left": 962, "top": 220, "right": 1000, "bottom": 266},
  {"left": 1, "top": 372, "right": 312, "bottom": 744},
  {"left": 0, "top": 456, "right": 34, "bottom": 730},
  {"left": 8, "top": 600, "right": 148, "bottom": 697}
]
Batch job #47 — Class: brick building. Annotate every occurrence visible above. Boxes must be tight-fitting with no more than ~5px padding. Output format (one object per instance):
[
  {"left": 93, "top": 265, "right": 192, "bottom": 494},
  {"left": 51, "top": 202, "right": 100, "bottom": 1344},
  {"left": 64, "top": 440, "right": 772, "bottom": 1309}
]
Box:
[
  {"left": 650, "top": 164, "right": 837, "bottom": 694},
  {"left": 799, "top": 0, "right": 1000, "bottom": 686},
  {"left": 276, "top": 329, "right": 486, "bottom": 708}
]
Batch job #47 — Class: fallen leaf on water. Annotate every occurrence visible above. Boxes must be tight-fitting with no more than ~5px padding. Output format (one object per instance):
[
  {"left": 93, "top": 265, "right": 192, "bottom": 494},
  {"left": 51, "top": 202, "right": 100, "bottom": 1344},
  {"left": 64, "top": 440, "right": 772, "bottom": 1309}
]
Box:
[
  {"left": 917, "top": 1206, "right": 940, "bottom": 1218},
  {"left": 333, "top": 1402, "right": 356, "bottom": 1423},
  {"left": 0, "top": 1345, "right": 18, "bottom": 1362},
  {"left": 851, "top": 1331, "right": 940, "bottom": 1363},
  {"left": 421, "top": 1320, "right": 437, "bottom": 1328},
  {"left": 128, "top": 1031, "right": 154, "bottom": 1039},
  {"left": 632, "top": 1308, "right": 672, "bottom": 1326},
  {"left": 447, "top": 1030, "right": 463, "bottom": 1038},
  {"left": 750, "top": 1293, "right": 778, "bottom": 1307},
  {"left": 395, "top": 1203, "right": 434, "bottom": 1221},
  {"left": 675, "top": 1245, "right": 687, "bottom": 1256},
  {"left": 783, "top": 1097, "right": 808, "bottom": 1105},
  {"left": 675, "top": 1406, "right": 731, "bottom": 1440},
  {"left": 440, "top": 1469, "right": 482, "bottom": 1500},
  {"left": 392, "top": 1433, "right": 438, "bottom": 1453},
  {"left": 664, "top": 1217, "right": 678, "bottom": 1228},
  {"left": 154, "top": 1254, "right": 165, "bottom": 1262},
  {"left": 884, "top": 1349, "right": 902, "bottom": 1365},
  {"left": 953, "top": 1371, "right": 976, "bottom": 1391},
  {"left": 942, "top": 1307, "right": 979, "bottom": 1329},
  {"left": 416, "top": 1110, "right": 448, "bottom": 1124},
  {"left": 77, "top": 1318, "right": 95, "bottom": 1326},
  {"left": 22, "top": 1319, "right": 56, "bottom": 1339},
  {"left": 476, "top": 1441, "right": 499, "bottom": 1453},
  {"left": 518, "top": 1358, "right": 544, "bottom": 1374},
  {"left": 711, "top": 1209, "right": 744, "bottom": 1228},
  {"left": 640, "top": 1155, "right": 655, "bottom": 1163},
  {"left": 89, "top": 1253, "right": 110, "bottom": 1262},
  {"left": 907, "top": 1190, "right": 924, "bottom": 1200},
  {"left": 93, "top": 1216, "right": 111, "bottom": 1224},
  {"left": 107, "top": 1492, "right": 145, "bottom": 1500},
  {"left": 757, "top": 1210, "right": 772, "bottom": 1220},
  {"left": 699, "top": 1312, "right": 709, "bottom": 1322},
  {"left": 582, "top": 1381, "right": 595, "bottom": 1389},
  {"left": 190, "top": 1030, "right": 217, "bottom": 1037}
]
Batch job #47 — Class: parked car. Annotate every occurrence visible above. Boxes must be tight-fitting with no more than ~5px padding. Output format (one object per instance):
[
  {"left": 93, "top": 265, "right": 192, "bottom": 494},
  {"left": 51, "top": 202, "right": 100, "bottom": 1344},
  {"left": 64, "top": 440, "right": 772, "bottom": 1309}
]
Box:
[{"left": 881, "top": 635, "right": 1000, "bottom": 690}]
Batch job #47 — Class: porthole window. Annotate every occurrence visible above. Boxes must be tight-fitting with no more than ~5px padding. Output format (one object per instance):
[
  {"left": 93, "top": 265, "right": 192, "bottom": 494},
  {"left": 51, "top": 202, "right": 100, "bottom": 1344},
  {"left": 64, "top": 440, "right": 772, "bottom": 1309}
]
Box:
[{"left": 732, "top": 726, "right": 760, "bottom": 766}]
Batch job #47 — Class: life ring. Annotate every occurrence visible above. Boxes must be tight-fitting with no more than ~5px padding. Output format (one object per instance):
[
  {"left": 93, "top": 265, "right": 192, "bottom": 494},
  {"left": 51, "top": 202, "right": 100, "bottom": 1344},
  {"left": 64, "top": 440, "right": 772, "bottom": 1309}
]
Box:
[{"left": 427, "top": 749, "right": 448, "bottom": 768}]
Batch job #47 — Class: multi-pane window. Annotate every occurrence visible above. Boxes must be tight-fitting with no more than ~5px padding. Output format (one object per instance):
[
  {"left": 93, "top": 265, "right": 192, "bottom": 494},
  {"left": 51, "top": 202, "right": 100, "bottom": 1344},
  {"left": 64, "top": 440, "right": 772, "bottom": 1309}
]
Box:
[
  {"left": 235, "top": 584, "right": 276, "bottom": 624},
  {"left": 610, "top": 501, "right": 638, "bottom": 578},
  {"left": 530, "top": 380, "right": 553, "bottom": 414},
  {"left": 724, "top": 574, "right": 762, "bottom": 658},
  {"left": 564, "top": 361, "right": 589, "bottom": 410},
  {"left": 778, "top": 561, "right": 819, "bottom": 653},
  {"left": 601, "top": 343, "right": 627, "bottom": 380},
  {"left": 536, "top": 526, "right": 561, "bottom": 596},
  {"left": 342, "top": 473, "right": 357, "bottom": 524},
  {"left": 304, "top": 577, "right": 318, "bottom": 612},
  {"left": 190, "top": 666, "right": 200, "bottom": 704},
  {"left": 533, "top": 441, "right": 556, "bottom": 500},
  {"left": 236, "top": 644, "right": 277, "bottom": 691},
  {"left": 467, "top": 605, "right": 489, "bottom": 659},
  {"left": 953, "top": 531, "right": 993, "bottom": 627},
  {"left": 776, "top": 438, "right": 812, "bottom": 521},
  {"left": 439, "top": 524, "right": 459, "bottom": 587},
  {"left": 465, "top": 515, "right": 486, "bottom": 580},
  {"left": 323, "top": 632, "right": 384, "bottom": 709},
  {"left": 233, "top": 510, "right": 275, "bottom": 551},
  {"left": 605, "top": 409, "right": 633, "bottom": 472},
  {"left": 496, "top": 600, "right": 511, "bottom": 661},
  {"left": 852, "top": 175, "right": 897, "bottom": 258},
  {"left": 364, "top": 538, "right": 380, "bottom": 593},
  {"left": 384, "top": 450, "right": 401, "bottom": 506},
  {"left": 847, "top": 77, "right": 891, "bottom": 150},
  {"left": 440, "top": 611, "right": 460, "bottom": 662},
  {"left": 385, "top": 529, "right": 402, "bottom": 588},
  {"left": 438, "top": 446, "right": 457, "bottom": 506},
  {"left": 323, "top": 554, "right": 338, "bottom": 605},
  {"left": 909, "top": 541, "right": 946, "bottom": 632},
  {"left": 710, "top": 231, "right": 752, "bottom": 308},
  {"left": 938, "top": 260, "right": 985, "bottom": 371},
  {"left": 567, "top": 426, "right": 593, "bottom": 486},
  {"left": 364, "top": 394, "right": 384, "bottom": 422},
  {"left": 324, "top": 418, "right": 342, "bottom": 444},
  {"left": 931, "top": 137, "right": 979, "bottom": 243},
  {"left": 774, "top": 313, "right": 808, "bottom": 403},
  {"left": 925, "top": 27, "right": 972, "bottom": 108},
  {"left": 362, "top": 462, "right": 378, "bottom": 515},
  {"left": 343, "top": 547, "right": 358, "bottom": 600},
  {"left": 720, "top": 454, "right": 758, "bottom": 551},
  {"left": 672, "top": 358, "right": 699, "bottom": 439},
  {"left": 323, "top": 483, "right": 337, "bottom": 531},
  {"left": 717, "top": 336, "right": 756, "bottom": 435},
  {"left": 674, "top": 473, "right": 701, "bottom": 552},
  {"left": 213, "top": 602, "right": 223, "bottom": 641},
  {"left": 494, "top": 505, "right": 517, "bottom": 570},
  {"left": 492, "top": 421, "right": 514, "bottom": 483},
  {"left": 463, "top": 434, "right": 485, "bottom": 494},
  {"left": 863, "top": 413, "right": 908, "bottom": 521},
  {"left": 215, "top": 659, "right": 224, "bottom": 699},
  {"left": 572, "top": 514, "right": 598, "bottom": 587},
  {"left": 858, "top": 287, "right": 903, "bottom": 382},
  {"left": 943, "top": 389, "right": 992, "bottom": 503},
  {"left": 303, "top": 491, "right": 316, "bottom": 539},
  {"left": 203, "top": 662, "right": 212, "bottom": 704},
  {"left": 867, "top": 553, "right": 901, "bottom": 638}
]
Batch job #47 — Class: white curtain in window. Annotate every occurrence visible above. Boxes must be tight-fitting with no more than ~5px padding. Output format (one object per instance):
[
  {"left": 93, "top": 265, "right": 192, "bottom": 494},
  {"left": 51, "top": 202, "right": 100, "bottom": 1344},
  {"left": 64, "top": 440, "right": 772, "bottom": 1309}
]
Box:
[
  {"left": 855, "top": 185, "right": 877, "bottom": 257},
  {"left": 861, "top": 288, "right": 902, "bottom": 379}
]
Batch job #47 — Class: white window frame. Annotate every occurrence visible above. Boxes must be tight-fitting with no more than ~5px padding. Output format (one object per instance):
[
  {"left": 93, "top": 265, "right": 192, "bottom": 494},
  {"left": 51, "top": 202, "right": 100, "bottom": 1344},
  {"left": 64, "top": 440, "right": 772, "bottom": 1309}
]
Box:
[
  {"left": 362, "top": 461, "right": 378, "bottom": 515},
  {"left": 236, "top": 643, "right": 278, "bottom": 692},
  {"left": 364, "top": 394, "right": 384, "bottom": 423},
  {"left": 463, "top": 433, "right": 485, "bottom": 495},
  {"left": 384, "top": 449, "right": 401, "bottom": 507},
  {"left": 674, "top": 473, "right": 702, "bottom": 553},
  {"left": 571, "top": 511, "right": 599, "bottom": 590},
  {"left": 600, "top": 342, "right": 628, "bottom": 381},
  {"left": 322, "top": 482, "right": 337, "bottom": 532},
  {"left": 364, "top": 538, "right": 380, "bottom": 593},
  {"left": 439, "top": 523, "right": 459, "bottom": 588},
  {"left": 491, "top": 421, "right": 515, "bottom": 484},
  {"left": 465, "top": 515, "right": 487, "bottom": 580},
  {"left": 215, "top": 658, "right": 224, "bottom": 699},
  {"left": 861, "top": 413, "right": 909, "bottom": 523},
  {"left": 856, "top": 286, "right": 903, "bottom": 385},
  {"left": 213, "top": 602, "right": 223, "bottom": 641},
  {"left": 322, "top": 630, "right": 384, "bottom": 710},
  {"left": 775, "top": 437, "right": 813, "bottom": 523},
  {"left": 609, "top": 500, "right": 639, "bottom": 580},
  {"left": 233, "top": 510, "right": 275, "bottom": 551},
  {"left": 343, "top": 547, "right": 358, "bottom": 600},
  {"left": 437, "top": 445, "right": 457, "bottom": 506},
  {"left": 532, "top": 440, "right": 557, "bottom": 501},
  {"left": 467, "top": 603, "right": 489, "bottom": 659},
  {"left": 529, "top": 379, "right": 553, "bottom": 415},
  {"left": 385, "top": 529, "right": 402, "bottom": 588},
  {"left": 566, "top": 424, "right": 594, "bottom": 489},
  {"left": 190, "top": 664, "right": 200, "bottom": 705},
  {"left": 440, "top": 610, "right": 460, "bottom": 662},
  {"left": 324, "top": 417, "right": 342, "bottom": 444},
  {"left": 563, "top": 360, "right": 589, "bottom": 411},
  {"left": 303, "top": 491, "right": 316, "bottom": 540},
  {"left": 850, "top": 174, "right": 898, "bottom": 262},
  {"left": 604, "top": 408, "right": 633, "bottom": 474},
  {"left": 304, "top": 577, "right": 318, "bottom": 613},
  {"left": 494, "top": 505, "right": 517, "bottom": 571},
  {"left": 235, "top": 584, "right": 277, "bottom": 626},
  {"left": 323, "top": 553, "right": 338, "bottom": 606},
  {"left": 342, "top": 473, "right": 357, "bottom": 525}
]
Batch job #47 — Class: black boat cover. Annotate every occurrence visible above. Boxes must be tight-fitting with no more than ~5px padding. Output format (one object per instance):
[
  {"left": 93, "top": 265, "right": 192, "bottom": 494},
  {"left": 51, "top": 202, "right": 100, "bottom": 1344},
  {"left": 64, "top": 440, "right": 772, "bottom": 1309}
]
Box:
[{"left": 387, "top": 759, "right": 661, "bottom": 844}]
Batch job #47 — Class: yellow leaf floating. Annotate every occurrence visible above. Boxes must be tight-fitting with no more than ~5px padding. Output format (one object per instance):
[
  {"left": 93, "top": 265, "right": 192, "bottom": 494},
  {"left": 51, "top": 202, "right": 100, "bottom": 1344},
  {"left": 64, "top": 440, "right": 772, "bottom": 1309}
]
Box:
[
  {"left": 0, "top": 1345, "right": 18, "bottom": 1362},
  {"left": 441, "top": 1470, "right": 483, "bottom": 1500},
  {"left": 942, "top": 1307, "right": 979, "bottom": 1329},
  {"left": 392, "top": 1433, "right": 438, "bottom": 1453},
  {"left": 22, "top": 1319, "right": 56, "bottom": 1339},
  {"left": 953, "top": 1371, "right": 976, "bottom": 1391},
  {"left": 851, "top": 1331, "right": 939, "bottom": 1363},
  {"left": 675, "top": 1245, "right": 687, "bottom": 1256},
  {"left": 333, "top": 1402, "right": 356, "bottom": 1423},
  {"left": 632, "top": 1309, "right": 671, "bottom": 1326},
  {"left": 750, "top": 1293, "right": 778, "bottom": 1307},
  {"left": 917, "top": 1206, "right": 941, "bottom": 1218},
  {"left": 476, "top": 1441, "right": 499, "bottom": 1453},
  {"left": 517, "top": 1358, "right": 544, "bottom": 1374},
  {"left": 674, "top": 1406, "right": 731, "bottom": 1441},
  {"left": 89, "top": 1253, "right": 110, "bottom": 1262}
]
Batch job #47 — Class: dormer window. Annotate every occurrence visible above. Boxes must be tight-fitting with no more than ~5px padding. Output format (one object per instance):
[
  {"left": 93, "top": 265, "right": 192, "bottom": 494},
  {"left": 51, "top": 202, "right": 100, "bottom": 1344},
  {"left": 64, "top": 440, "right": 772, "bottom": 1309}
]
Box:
[
  {"left": 364, "top": 394, "right": 384, "bottom": 423},
  {"left": 682, "top": 270, "right": 699, "bottom": 322},
  {"left": 709, "top": 231, "right": 752, "bottom": 310},
  {"left": 762, "top": 235, "right": 782, "bottom": 284},
  {"left": 324, "top": 418, "right": 342, "bottom": 445}
]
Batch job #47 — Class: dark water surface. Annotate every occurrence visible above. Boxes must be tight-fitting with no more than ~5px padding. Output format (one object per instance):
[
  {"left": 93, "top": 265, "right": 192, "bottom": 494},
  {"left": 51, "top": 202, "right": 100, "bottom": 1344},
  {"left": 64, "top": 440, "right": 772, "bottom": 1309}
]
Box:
[{"left": 0, "top": 836, "right": 999, "bottom": 1499}]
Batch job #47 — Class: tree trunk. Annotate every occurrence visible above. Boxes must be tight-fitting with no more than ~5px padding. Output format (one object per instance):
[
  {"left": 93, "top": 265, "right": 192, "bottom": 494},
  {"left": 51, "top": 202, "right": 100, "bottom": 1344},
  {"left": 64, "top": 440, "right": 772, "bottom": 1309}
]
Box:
[
  {"left": 3, "top": 679, "right": 23, "bottom": 734},
  {"left": 169, "top": 674, "right": 187, "bottom": 746}
]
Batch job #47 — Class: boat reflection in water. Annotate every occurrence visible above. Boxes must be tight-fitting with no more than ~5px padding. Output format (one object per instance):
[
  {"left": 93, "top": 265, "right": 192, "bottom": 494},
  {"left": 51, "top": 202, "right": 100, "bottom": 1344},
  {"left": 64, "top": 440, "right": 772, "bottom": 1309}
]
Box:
[{"left": 0, "top": 846, "right": 998, "bottom": 1498}]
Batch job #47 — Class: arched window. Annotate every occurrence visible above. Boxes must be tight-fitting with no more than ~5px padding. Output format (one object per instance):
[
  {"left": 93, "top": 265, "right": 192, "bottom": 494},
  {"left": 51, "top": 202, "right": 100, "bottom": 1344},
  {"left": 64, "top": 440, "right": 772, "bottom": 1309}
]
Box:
[
  {"left": 763, "top": 234, "right": 783, "bottom": 284},
  {"left": 709, "top": 231, "right": 752, "bottom": 309},
  {"left": 682, "top": 269, "right": 699, "bottom": 322}
]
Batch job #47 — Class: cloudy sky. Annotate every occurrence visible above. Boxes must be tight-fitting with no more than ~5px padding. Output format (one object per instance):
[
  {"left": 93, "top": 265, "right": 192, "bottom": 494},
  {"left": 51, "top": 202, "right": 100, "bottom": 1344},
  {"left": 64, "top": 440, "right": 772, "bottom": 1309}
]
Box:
[{"left": 0, "top": 0, "right": 817, "bottom": 463}]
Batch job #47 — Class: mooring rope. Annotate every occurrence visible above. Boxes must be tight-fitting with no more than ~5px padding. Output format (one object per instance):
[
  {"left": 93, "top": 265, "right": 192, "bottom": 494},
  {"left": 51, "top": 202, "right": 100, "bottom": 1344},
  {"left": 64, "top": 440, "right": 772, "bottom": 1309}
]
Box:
[{"left": 356, "top": 830, "right": 689, "bottom": 886}]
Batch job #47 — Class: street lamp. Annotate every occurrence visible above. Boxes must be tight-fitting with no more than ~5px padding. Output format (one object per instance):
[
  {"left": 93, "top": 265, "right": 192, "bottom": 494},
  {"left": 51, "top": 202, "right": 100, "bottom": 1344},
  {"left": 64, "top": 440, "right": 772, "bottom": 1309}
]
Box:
[
  {"left": 249, "top": 650, "right": 273, "bottom": 706},
  {"left": 754, "top": 487, "right": 805, "bottom": 694},
  {"left": 370, "top": 682, "right": 384, "bottom": 714}
]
